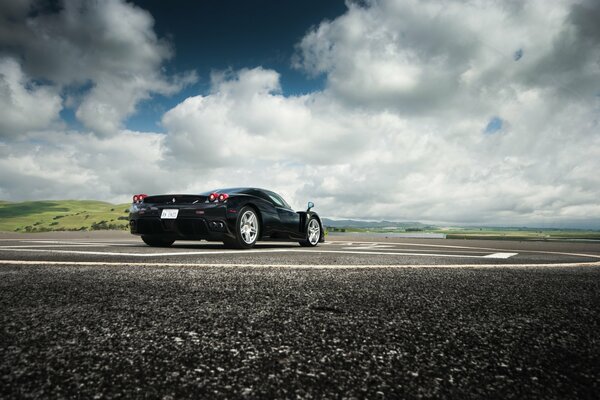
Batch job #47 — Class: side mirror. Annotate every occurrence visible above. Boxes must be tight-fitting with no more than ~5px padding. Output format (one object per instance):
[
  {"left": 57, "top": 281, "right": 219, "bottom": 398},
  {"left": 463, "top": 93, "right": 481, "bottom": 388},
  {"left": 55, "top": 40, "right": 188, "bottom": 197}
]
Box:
[{"left": 307, "top": 201, "right": 314, "bottom": 212}]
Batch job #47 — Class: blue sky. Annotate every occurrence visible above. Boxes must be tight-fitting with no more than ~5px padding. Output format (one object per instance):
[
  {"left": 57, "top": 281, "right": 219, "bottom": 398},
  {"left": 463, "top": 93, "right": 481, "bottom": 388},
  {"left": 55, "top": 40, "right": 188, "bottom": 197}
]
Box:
[
  {"left": 126, "top": 0, "right": 346, "bottom": 132},
  {"left": 485, "top": 117, "right": 503, "bottom": 134},
  {"left": 1, "top": 0, "right": 599, "bottom": 228}
]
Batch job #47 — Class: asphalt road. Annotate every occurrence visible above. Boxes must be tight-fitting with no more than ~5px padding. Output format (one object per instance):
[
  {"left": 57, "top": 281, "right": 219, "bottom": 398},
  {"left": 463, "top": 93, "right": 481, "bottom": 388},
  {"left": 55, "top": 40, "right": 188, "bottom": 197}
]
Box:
[
  {"left": 1, "top": 231, "right": 600, "bottom": 266},
  {"left": 1, "top": 232, "right": 599, "bottom": 398}
]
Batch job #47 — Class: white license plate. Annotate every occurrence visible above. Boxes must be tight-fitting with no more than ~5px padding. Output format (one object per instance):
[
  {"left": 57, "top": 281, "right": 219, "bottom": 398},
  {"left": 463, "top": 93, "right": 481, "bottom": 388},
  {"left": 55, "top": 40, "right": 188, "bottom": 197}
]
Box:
[{"left": 161, "top": 209, "right": 179, "bottom": 219}]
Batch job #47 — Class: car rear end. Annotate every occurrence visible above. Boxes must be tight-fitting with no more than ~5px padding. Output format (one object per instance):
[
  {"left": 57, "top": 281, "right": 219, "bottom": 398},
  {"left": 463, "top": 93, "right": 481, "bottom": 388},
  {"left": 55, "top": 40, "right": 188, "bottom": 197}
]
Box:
[{"left": 129, "top": 194, "right": 233, "bottom": 240}]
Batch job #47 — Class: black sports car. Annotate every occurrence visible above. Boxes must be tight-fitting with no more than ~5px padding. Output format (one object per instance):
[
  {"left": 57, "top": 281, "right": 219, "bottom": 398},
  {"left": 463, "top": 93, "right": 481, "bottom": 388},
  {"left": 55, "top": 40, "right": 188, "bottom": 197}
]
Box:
[{"left": 129, "top": 188, "right": 324, "bottom": 249}]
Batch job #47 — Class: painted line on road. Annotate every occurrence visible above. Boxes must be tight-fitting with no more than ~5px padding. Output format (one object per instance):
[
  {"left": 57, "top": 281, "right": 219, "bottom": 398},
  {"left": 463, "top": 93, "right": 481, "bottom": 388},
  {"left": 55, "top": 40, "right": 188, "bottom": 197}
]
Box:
[
  {"left": 1, "top": 259, "right": 599, "bottom": 269},
  {"left": 11, "top": 239, "right": 332, "bottom": 246},
  {"left": 483, "top": 252, "right": 518, "bottom": 259},
  {"left": 0, "top": 244, "right": 132, "bottom": 248},
  {"left": 0, "top": 247, "right": 517, "bottom": 259},
  {"left": 343, "top": 244, "right": 398, "bottom": 250},
  {"left": 19, "top": 240, "right": 116, "bottom": 244},
  {"left": 0, "top": 242, "right": 518, "bottom": 255},
  {"left": 0, "top": 239, "right": 141, "bottom": 243},
  {"left": 2, "top": 239, "right": 598, "bottom": 260},
  {"left": 330, "top": 240, "right": 600, "bottom": 259},
  {"left": 340, "top": 247, "right": 493, "bottom": 254}
]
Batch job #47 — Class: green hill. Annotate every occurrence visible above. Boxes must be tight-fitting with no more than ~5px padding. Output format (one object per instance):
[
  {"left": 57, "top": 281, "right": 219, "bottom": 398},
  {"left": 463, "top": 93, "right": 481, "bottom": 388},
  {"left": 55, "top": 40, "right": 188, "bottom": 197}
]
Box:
[{"left": 0, "top": 200, "right": 131, "bottom": 232}]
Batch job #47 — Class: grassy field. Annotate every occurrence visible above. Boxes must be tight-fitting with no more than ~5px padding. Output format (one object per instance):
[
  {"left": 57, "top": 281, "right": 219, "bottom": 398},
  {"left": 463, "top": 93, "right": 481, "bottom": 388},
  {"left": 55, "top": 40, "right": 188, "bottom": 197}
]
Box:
[
  {"left": 436, "top": 228, "right": 600, "bottom": 241},
  {"left": 0, "top": 200, "right": 130, "bottom": 232}
]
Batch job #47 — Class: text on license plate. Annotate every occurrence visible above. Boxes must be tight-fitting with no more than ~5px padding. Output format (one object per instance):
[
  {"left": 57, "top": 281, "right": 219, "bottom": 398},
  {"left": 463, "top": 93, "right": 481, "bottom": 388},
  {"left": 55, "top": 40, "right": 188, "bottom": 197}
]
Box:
[{"left": 161, "top": 209, "right": 179, "bottom": 219}]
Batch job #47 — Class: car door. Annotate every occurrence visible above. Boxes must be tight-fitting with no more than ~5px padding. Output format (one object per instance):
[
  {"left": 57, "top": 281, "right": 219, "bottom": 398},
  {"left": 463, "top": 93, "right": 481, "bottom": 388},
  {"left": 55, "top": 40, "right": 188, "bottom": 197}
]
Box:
[{"left": 265, "top": 191, "right": 300, "bottom": 235}]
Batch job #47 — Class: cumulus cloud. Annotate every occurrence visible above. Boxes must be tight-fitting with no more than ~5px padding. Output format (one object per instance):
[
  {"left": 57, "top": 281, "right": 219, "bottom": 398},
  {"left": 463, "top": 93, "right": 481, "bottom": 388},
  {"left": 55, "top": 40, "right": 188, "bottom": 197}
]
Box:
[
  {"left": 162, "top": 67, "right": 375, "bottom": 168},
  {"left": 295, "top": 0, "right": 599, "bottom": 112},
  {"left": 156, "top": 0, "right": 600, "bottom": 226},
  {"left": 0, "top": 130, "right": 168, "bottom": 202},
  {"left": 0, "top": 0, "right": 196, "bottom": 136},
  {"left": 155, "top": 61, "right": 599, "bottom": 226},
  {"left": 1, "top": 0, "right": 599, "bottom": 228},
  {"left": 0, "top": 57, "right": 62, "bottom": 136}
]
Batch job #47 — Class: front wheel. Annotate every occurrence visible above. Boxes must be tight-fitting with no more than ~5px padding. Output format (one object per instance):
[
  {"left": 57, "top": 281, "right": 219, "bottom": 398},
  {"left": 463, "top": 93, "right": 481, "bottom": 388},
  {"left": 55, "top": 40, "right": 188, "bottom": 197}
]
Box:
[
  {"left": 141, "top": 236, "right": 175, "bottom": 247},
  {"left": 223, "top": 206, "right": 260, "bottom": 249},
  {"left": 300, "top": 217, "right": 321, "bottom": 247}
]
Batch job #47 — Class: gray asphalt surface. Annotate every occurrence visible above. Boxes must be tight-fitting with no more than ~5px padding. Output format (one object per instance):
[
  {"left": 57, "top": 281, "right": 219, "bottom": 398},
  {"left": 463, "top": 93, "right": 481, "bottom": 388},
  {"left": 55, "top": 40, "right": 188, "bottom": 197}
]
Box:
[
  {"left": 1, "top": 231, "right": 599, "bottom": 266},
  {"left": 1, "top": 232, "right": 599, "bottom": 398}
]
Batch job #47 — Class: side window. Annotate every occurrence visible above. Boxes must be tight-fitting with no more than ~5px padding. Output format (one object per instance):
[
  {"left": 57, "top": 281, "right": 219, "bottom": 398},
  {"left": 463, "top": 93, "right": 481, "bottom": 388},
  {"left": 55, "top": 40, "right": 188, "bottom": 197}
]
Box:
[
  {"left": 267, "top": 193, "right": 284, "bottom": 207},
  {"left": 266, "top": 191, "right": 291, "bottom": 209}
]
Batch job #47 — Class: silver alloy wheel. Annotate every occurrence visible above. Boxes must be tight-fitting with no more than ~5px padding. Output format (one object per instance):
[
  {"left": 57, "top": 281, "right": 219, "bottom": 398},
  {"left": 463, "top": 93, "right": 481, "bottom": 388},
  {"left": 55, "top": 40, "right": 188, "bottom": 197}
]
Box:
[
  {"left": 240, "top": 210, "right": 258, "bottom": 244},
  {"left": 308, "top": 218, "right": 320, "bottom": 245}
]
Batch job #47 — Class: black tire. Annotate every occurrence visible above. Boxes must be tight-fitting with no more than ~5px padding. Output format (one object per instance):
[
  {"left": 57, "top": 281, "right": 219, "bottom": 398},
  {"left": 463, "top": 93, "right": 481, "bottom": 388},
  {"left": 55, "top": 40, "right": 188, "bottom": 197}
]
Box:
[
  {"left": 299, "top": 217, "right": 321, "bottom": 247},
  {"left": 223, "top": 206, "right": 260, "bottom": 249},
  {"left": 141, "top": 236, "right": 175, "bottom": 247}
]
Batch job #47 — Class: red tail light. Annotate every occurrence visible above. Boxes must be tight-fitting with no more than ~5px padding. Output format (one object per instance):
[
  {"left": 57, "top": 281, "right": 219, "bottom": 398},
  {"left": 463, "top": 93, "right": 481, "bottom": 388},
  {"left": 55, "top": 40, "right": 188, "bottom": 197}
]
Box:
[
  {"left": 133, "top": 194, "right": 147, "bottom": 203},
  {"left": 218, "top": 193, "right": 229, "bottom": 202},
  {"left": 208, "top": 192, "right": 218, "bottom": 202}
]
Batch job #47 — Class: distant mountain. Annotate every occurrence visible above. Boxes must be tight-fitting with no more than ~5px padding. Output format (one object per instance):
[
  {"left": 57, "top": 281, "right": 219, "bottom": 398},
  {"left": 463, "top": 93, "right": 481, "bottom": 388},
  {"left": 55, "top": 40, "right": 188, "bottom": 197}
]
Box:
[{"left": 321, "top": 218, "right": 431, "bottom": 229}]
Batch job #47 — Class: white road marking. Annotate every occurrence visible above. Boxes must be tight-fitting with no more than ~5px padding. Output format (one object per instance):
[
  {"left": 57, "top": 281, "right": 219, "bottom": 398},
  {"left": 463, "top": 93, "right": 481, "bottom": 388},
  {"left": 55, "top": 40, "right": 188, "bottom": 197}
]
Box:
[
  {"left": 0, "top": 259, "right": 599, "bottom": 269},
  {"left": 331, "top": 240, "right": 600, "bottom": 259},
  {"left": 6, "top": 242, "right": 499, "bottom": 255},
  {"left": 20, "top": 241, "right": 139, "bottom": 246},
  {"left": 340, "top": 247, "right": 492, "bottom": 254},
  {"left": 335, "top": 240, "right": 503, "bottom": 250},
  {"left": 1, "top": 238, "right": 599, "bottom": 260},
  {"left": 0, "top": 244, "right": 126, "bottom": 248},
  {"left": 484, "top": 252, "right": 519, "bottom": 259},
  {"left": 18, "top": 239, "right": 140, "bottom": 244},
  {"left": 0, "top": 247, "right": 516, "bottom": 258},
  {"left": 344, "top": 244, "right": 396, "bottom": 250}
]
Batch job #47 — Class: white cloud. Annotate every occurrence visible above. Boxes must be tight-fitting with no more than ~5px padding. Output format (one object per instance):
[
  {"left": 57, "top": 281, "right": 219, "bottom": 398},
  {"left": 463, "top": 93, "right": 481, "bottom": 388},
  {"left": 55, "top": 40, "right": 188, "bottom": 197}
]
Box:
[
  {"left": 294, "top": 0, "right": 598, "bottom": 113},
  {"left": 0, "top": 57, "right": 62, "bottom": 137},
  {"left": 162, "top": 67, "right": 374, "bottom": 168},
  {"left": 156, "top": 0, "right": 600, "bottom": 226},
  {"left": 0, "top": 0, "right": 196, "bottom": 137},
  {"left": 1, "top": 0, "right": 599, "bottom": 228},
  {"left": 156, "top": 59, "right": 599, "bottom": 226},
  {"left": 0, "top": 130, "right": 168, "bottom": 202}
]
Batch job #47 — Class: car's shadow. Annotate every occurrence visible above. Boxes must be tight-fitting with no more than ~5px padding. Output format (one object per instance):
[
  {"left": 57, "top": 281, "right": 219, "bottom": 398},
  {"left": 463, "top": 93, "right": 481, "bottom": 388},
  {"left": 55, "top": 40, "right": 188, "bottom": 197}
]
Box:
[{"left": 132, "top": 241, "right": 303, "bottom": 250}]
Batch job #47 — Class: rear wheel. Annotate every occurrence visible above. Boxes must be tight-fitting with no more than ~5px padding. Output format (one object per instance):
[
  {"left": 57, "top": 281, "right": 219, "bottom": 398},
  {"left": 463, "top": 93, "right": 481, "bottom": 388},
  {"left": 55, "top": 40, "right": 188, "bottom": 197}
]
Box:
[
  {"left": 300, "top": 217, "right": 321, "bottom": 247},
  {"left": 223, "top": 206, "right": 259, "bottom": 249},
  {"left": 141, "top": 236, "right": 175, "bottom": 247}
]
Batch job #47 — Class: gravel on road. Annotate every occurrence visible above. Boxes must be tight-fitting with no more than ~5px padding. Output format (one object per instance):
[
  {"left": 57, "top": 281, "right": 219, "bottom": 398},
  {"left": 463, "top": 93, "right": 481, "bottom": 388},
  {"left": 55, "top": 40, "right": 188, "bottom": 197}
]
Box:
[{"left": 1, "top": 264, "right": 599, "bottom": 399}]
